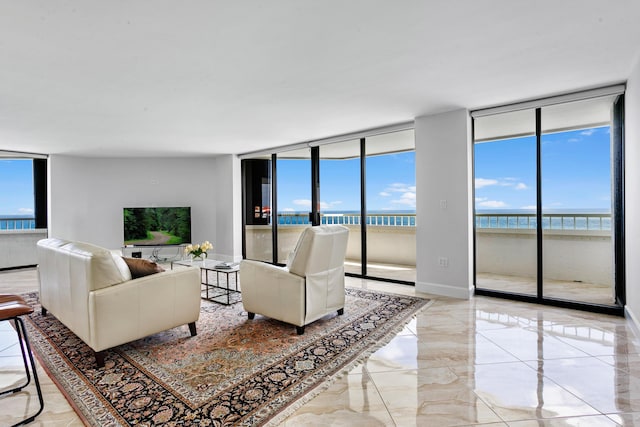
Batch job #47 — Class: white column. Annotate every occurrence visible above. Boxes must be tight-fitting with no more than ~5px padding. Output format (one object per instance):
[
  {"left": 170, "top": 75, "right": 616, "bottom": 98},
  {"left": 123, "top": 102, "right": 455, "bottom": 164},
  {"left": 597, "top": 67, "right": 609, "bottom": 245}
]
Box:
[{"left": 415, "top": 109, "right": 473, "bottom": 299}]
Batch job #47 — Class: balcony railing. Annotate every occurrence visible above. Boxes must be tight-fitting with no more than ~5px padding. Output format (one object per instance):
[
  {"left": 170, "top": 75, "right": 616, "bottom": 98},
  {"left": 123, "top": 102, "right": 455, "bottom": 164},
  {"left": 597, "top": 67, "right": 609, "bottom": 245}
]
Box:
[
  {"left": 0, "top": 216, "right": 36, "bottom": 231},
  {"left": 276, "top": 212, "right": 416, "bottom": 226},
  {"left": 475, "top": 212, "right": 611, "bottom": 231}
]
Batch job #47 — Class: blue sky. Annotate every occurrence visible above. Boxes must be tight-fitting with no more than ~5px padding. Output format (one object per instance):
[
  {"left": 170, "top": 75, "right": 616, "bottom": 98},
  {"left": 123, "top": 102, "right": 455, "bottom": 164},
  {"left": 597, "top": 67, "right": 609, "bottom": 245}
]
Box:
[
  {"left": 0, "top": 159, "right": 34, "bottom": 216},
  {"left": 2, "top": 126, "right": 609, "bottom": 216},
  {"left": 475, "top": 126, "right": 611, "bottom": 211},
  {"left": 277, "top": 151, "right": 416, "bottom": 212}
]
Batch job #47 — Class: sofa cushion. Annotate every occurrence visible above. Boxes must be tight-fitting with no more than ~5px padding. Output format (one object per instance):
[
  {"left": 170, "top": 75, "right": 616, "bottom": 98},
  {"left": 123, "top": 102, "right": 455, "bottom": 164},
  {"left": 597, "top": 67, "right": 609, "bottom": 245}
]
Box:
[
  {"left": 112, "top": 253, "right": 133, "bottom": 281},
  {"left": 122, "top": 257, "right": 165, "bottom": 279},
  {"left": 58, "top": 241, "right": 132, "bottom": 290}
]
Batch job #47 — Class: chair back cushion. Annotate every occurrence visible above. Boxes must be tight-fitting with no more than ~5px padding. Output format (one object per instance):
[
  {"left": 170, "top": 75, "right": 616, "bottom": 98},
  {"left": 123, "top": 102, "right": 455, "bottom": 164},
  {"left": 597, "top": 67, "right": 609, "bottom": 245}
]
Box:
[{"left": 287, "top": 225, "right": 349, "bottom": 277}]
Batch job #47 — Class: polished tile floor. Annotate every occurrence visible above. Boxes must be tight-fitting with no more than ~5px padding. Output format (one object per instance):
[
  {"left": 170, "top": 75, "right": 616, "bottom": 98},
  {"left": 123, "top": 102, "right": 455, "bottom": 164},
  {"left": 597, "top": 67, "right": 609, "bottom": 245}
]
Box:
[{"left": 2, "top": 267, "right": 640, "bottom": 426}]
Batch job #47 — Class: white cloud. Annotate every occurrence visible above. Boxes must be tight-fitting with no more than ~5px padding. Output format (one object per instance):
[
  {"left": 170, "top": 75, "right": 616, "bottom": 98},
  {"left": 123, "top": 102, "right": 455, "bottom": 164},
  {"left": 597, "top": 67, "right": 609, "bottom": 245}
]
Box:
[
  {"left": 391, "top": 192, "right": 416, "bottom": 208},
  {"left": 476, "top": 177, "right": 529, "bottom": 191},
  {"left": 581, "top": 129, "right": 596, "bottom": 136},
  {"left": 520, "top": 205, "right": 537, "bottom": 210},
  {"left": 380, "top": 183, "right": 416, "bottom": 208},
  {"left": 18, "top": 208, "right": 34, "bottom": 214},
  {"left": 477, "top": 200, "right": 507, "bottom": 208},
  {"left": 385, "top": 183, "right": 415, "bottom": 193},
  {"left": 475, "top": 178, "right": 498, "bottom": 188},
  {"left": 282, "top": 207, "right": 295, "bottom": 212}
]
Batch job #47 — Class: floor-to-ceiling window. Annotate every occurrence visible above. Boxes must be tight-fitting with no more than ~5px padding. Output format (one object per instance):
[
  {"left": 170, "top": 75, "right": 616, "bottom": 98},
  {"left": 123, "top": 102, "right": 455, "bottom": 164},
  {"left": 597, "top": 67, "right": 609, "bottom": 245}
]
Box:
[
  {"left": 0, "top": 155, "right": 47, "bottom": 231},
  {"left": 319, "top": 139, "right": 362, "bottom": 275},
  {"left": 276, "top": 147, "right": 312, "bottom": 264},
  {"left": 474, "top": 109, "right": 538, "bottom": 298},
  {"left": 541, "top": 98, "right": 616, "bottom": 305},
  {"left": 364, "top": 130, "right": 416, "bottom": 282},
  {"left": 473, "top": 88, "right": 624, "bottom": 314},
  {"left": 241, "top": 126, "right": 416, "bottom": 285},
  {"left": 242, "top": 156, "right": 273, "bottom": 262}
]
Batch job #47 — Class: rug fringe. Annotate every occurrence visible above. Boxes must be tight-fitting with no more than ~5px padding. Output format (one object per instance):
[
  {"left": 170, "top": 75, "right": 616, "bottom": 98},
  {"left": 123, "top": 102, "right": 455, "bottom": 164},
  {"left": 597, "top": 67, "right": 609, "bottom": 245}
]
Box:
[{"left": 264, "top": 297, "right": 434, "bottom": 426}]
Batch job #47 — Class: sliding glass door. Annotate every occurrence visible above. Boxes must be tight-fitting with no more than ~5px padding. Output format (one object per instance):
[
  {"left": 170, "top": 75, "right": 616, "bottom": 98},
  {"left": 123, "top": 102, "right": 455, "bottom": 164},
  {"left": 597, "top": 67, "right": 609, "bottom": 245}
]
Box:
[
  {"left": 319, "top": 139, "right": 362, "bottom": 275},
  {"left": 541, "top": 98, "right": 615, "bottom": 305},
  {"left": 473, "top": 92, "right": 624, "bottom": 313},
  {"left": 474, "top": 109, "right": 538, "bottom": 297},
  {"left": 276, "top": 148, "right": 312, "bottom": 264},
  {"left": 365, "top": 131, "right": 416, "bottom": 282}
]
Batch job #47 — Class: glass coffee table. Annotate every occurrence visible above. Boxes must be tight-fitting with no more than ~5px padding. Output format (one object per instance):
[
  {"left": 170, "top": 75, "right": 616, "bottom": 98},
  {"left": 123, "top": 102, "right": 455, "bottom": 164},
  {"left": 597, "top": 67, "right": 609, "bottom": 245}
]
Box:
[{"left": 171, "top": 259, "right": 240, "bottom": 305}]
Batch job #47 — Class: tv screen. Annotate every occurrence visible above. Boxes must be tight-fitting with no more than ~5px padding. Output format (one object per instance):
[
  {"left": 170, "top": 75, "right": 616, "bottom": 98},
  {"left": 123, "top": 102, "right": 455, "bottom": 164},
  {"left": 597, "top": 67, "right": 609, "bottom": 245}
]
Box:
[{"left": 123, "top": 207, "right": 191, "bottom": 246}]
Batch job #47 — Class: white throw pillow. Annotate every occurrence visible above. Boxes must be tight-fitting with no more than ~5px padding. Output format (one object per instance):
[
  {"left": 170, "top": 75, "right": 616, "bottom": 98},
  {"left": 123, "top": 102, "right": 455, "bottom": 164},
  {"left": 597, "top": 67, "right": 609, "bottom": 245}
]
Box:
[{"left": 112, "top": 253, "right": 133, "bottom": 282}]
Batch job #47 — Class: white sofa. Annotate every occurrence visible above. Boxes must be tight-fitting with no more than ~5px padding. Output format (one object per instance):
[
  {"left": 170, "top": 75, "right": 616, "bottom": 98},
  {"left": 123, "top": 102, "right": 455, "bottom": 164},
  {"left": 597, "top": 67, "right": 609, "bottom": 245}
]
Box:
[
  {"left": 37, "top": 238, "right": 201, "bottom": 368},
  {"left": 240, "top": 225, "right": 349, "bottom": 334}
]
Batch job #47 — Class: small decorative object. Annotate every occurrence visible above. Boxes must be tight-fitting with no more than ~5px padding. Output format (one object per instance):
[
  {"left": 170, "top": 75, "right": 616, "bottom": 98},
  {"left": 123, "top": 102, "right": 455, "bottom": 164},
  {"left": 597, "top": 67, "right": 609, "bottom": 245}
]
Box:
[{"left": 185, "top": 241, "right": 213, "bottom": 261}]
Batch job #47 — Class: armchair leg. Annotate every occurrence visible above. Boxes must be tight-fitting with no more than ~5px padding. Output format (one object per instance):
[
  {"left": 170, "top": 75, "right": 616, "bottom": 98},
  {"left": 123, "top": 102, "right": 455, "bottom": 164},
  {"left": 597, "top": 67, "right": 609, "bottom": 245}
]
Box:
[
  {"left": 248, "top": 312, "right": 255, "bottom": 319},
  {"left": 337, "top": 308, "right": 344, "bottom": 315},
  {"left": 188, "top": 322, "right": 197, "bottom": 337},
  {"left": 296, "top": 326, "right": 305, "bottom": 335},
  {"left": 95, "top": 351, "right": 105, "bottom": 369}
]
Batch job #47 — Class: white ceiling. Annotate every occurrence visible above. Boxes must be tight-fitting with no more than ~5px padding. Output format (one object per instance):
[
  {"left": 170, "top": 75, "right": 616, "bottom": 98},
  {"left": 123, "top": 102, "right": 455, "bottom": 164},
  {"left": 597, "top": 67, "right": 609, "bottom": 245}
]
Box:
[{"left": 1, "top": 1, "right": 639, "bottom": 158}]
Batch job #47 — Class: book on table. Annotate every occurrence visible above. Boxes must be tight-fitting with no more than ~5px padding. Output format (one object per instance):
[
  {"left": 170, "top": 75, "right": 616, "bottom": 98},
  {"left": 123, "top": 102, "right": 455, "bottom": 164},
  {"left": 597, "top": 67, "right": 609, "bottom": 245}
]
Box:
[{"left": 215, "top": 262, "right": 237, "bottom": 269}]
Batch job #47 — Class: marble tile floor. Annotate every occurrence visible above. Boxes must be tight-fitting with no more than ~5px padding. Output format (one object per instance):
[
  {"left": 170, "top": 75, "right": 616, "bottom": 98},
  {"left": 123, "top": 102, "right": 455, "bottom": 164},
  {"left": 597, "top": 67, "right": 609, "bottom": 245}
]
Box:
[{"left": 2, "top": 267, "right": 640, "bottom": 426}]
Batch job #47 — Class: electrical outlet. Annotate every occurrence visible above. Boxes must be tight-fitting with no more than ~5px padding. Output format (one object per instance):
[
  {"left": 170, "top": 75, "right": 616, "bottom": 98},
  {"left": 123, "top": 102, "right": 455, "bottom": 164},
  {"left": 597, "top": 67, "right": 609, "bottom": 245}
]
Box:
[
  {"left": 440, "top": 199, "right": 447, "bottom": 209},
  {"left": 438, "top": 257, "right": 449, "bottom": 268}
]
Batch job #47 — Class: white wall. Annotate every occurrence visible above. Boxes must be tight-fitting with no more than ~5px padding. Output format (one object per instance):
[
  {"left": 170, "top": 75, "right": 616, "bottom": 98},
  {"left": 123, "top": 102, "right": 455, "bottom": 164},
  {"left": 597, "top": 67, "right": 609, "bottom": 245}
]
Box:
[
  {"left": 625, "top": 55, "right": 640, "bottom": 325},
  {"left": 414, "top": 109, "right": 473, "bottom": 299},
  {"left": 214, "top": 154, "right": 243, "bottom": 262},
  {"left": 0, "top": 230, "right": 48, "bottom": 268},
  {"left": 48, "top": 155, "right": 240, "bottom": 261},
  {"left": 477, "top": 230, "right": 613, "bottom": 286}
]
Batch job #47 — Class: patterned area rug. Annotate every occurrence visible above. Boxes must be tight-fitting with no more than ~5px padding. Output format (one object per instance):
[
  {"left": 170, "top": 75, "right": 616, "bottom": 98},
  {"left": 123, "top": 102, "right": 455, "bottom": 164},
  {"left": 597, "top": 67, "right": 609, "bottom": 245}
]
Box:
[{"left": 21, "top": 288, "right": 430, "bottom": 426}]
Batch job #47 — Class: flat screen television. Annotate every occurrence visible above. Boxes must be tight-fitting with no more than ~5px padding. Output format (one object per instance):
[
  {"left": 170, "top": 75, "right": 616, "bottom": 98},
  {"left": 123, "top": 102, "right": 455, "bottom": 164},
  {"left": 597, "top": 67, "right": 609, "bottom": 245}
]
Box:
[{"left": 123, "top": 207, "right": 191, "bottom": 246}]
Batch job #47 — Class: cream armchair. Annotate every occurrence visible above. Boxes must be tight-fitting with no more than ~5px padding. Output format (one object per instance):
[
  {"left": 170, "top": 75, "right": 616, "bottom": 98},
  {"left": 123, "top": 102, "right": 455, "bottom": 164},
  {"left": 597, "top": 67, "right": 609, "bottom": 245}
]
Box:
[{"left": 240, "top": 225, "right": 349, "bottom": 334}]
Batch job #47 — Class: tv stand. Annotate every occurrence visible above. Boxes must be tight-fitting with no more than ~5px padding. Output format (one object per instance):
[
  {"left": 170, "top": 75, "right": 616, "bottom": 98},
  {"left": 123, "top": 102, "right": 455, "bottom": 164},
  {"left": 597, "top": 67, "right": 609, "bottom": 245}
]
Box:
[{"left": 121, "top": 245, "right": 187, "bottom": 263}]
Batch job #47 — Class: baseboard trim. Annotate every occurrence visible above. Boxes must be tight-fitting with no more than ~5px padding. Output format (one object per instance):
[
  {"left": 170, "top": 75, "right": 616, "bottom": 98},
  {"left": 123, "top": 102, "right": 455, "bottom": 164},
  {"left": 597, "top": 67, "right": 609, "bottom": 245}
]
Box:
[
  {"left": 625, "top": 305, "right": 640, "bottom": 340},
  {"left": 415, "top": 281, "right": 473, "bottom": 299}
]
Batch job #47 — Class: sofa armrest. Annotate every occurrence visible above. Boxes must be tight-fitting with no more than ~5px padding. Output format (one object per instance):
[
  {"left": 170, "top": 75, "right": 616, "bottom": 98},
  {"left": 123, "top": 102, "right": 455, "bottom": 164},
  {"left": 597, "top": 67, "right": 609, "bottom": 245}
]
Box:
[
  {"left": 88, "top": 266, "right": 201, "bottom": 352},
  {"left": 240, "top": 260, "right": 306, "bottom": 326}
]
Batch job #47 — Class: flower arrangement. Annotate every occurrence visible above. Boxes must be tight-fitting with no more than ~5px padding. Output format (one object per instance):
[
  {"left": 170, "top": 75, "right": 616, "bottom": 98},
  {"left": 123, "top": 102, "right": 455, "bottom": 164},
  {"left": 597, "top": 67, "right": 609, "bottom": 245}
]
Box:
[{"left": 185, "top": 241, "right": 213, "bottom": 260}]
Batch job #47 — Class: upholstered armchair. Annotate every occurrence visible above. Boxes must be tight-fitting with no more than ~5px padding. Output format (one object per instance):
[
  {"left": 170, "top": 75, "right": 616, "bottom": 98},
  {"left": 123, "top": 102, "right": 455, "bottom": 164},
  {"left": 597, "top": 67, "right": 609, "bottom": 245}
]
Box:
[{"left": 240, "top": 225, "right": 349, "bottom": 334}]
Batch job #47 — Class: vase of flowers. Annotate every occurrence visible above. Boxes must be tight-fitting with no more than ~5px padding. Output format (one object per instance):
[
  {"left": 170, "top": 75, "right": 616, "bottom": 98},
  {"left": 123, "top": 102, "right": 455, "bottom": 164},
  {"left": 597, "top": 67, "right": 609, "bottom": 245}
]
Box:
[{"left": 185, "top": 241, "right": 213, "bottom": 261}]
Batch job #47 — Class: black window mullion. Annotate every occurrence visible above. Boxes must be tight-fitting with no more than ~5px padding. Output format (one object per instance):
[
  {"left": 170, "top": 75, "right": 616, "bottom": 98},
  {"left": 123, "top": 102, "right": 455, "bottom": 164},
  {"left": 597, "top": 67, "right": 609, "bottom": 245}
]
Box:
[
  {"left": 360, "top": 138, "right": 367, "bottom": 277},
  {"left": 271, "top": 153, "right": 278, "bottom": 264},
  {"left": 33, "top": 158, "right": 47, "bottom": 230},
  {"left": 311, "top": 147, "right": 320, "bottom": 226},
  {"left": 613, "top": 95, "right": 626, "bottom": 306},
  {"left": 536, "top": 108, "right": 543, "bottom": 300}
]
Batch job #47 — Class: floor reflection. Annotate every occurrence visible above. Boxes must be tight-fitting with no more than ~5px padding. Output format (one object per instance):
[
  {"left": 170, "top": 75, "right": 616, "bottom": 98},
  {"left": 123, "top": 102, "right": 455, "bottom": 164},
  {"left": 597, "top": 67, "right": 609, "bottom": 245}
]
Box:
[{"left": 2, "top": 268, "right": 640, "bottom": 426}]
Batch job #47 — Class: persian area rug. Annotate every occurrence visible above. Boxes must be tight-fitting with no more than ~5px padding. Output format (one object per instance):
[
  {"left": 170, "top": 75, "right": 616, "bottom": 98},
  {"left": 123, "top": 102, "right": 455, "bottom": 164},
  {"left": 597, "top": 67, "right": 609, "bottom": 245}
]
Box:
[{"left": 21, "top": 288, "right": 430, "bottom": 426}]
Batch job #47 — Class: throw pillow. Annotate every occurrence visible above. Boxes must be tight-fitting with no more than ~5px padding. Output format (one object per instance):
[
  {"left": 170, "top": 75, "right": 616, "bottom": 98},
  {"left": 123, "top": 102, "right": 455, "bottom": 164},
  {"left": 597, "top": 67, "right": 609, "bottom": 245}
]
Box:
[
  {"left": 112, "top": 253, "right": 133, "bottom": 282},
  {"left": 122, "top": 257, "right": 165, "bottom": 279}
]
